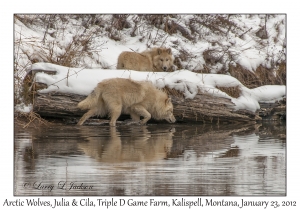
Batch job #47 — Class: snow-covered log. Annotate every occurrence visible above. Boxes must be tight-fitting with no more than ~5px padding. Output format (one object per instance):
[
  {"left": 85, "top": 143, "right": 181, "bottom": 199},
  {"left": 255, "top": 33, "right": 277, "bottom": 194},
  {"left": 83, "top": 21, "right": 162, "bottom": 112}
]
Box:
[{"left": 25, "top": 63, "right": 286, "bottom": 124}]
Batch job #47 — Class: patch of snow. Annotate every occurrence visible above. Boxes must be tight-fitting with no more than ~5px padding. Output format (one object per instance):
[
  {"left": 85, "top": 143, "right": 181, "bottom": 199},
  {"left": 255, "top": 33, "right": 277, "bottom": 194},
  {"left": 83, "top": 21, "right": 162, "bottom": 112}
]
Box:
[{"left": 15, "top": 103, "right": 32, "bottom": 113}]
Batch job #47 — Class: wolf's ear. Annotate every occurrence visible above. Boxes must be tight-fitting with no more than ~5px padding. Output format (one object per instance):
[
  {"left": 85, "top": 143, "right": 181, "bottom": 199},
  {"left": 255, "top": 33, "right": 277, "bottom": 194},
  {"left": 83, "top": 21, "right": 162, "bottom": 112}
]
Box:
[
  {"left": 166, "top": 48, "right": 172, "bottom": 54},
  {"left": 157, "top": 48, "right": 162, "bottom": 55},
  {"left": 165, "top": 97, "right": 171, "bottom": 105}
]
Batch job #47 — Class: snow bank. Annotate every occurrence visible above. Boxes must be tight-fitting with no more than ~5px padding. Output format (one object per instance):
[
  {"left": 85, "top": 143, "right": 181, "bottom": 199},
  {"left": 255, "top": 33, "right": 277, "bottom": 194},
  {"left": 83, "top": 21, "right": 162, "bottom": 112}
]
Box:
[
  {"left": 31, "top": 63, "right": 286, "bottom": 113},
  {"left": 15, "top": 15, "right": 286, "bottom": 77}
]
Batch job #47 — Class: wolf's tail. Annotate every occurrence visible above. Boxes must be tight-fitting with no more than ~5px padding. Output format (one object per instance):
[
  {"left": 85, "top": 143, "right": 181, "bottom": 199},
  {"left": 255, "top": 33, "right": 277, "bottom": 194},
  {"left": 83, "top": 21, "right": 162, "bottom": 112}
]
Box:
[{"left": 78, "top": 88, "right": 100, "bottom": 110}]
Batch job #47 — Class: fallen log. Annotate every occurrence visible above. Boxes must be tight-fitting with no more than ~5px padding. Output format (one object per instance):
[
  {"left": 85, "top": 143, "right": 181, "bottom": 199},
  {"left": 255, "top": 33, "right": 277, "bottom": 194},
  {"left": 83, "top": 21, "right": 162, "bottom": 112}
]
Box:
[
  {"left": 23, "top": 64, "right": 285, "bottom": 124},
  {"left": 31, "top": 90, "right": 257, "bottom": 124},
  {"left": 28, "top": 77, "right": 257, "bottom": 124}
]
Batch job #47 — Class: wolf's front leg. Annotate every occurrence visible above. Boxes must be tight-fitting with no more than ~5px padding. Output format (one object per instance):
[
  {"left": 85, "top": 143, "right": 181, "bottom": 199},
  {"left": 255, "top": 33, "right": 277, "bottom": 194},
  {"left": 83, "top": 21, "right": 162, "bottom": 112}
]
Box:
[
  {"left": 129, "top": 112, "right": 141, "bottom": 122},
  {"left": 130, "top": 105, "right": 151, "bottom": 125},
  {"left": 121, "top": 112, "right": 142, "bottom": 125}
]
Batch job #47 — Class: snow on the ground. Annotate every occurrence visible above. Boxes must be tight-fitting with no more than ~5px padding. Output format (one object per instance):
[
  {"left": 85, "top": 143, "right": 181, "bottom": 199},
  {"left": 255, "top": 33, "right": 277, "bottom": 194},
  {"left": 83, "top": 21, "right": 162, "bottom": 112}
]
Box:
[
  {"left": 15, "top": 103, "right": 32, "bottom": 113},
  {"left": 32, "top": 62, "right": 286, "bottom": 113},
  {"left": 14, "top": 15, "right": 286, "bottom": 113},
  {"left": 14, "top": 15, "right": 286, "bottom": 76}
]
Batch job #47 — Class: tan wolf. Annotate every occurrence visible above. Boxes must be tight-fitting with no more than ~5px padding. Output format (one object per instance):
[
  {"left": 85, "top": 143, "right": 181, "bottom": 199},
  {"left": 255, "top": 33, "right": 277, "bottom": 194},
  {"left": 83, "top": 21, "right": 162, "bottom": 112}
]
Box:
[
  {"left": 77, "top": 78, "right": 176, "bottom": 126},
  {"left": 116, "top": 47, "right": 174, "bottom": 72}
]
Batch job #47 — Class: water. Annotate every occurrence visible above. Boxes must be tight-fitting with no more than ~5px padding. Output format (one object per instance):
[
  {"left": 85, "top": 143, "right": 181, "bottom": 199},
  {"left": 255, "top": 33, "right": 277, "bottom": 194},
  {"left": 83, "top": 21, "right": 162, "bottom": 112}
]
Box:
[{"left": 14, "top": 121, "right": 286, "bottom": 196}]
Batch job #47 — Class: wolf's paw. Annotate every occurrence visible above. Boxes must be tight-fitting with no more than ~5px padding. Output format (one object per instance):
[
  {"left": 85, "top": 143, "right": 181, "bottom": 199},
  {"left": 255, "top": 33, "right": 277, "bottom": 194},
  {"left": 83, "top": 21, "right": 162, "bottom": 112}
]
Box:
[
  {"left": 124, "top": 119, "right": 141, "bottom": 125},
  {"left": 171, "top": 64, "right": 177, "bottom": 71},
  {"left": 77, "top": 120, "right": 84, "bottom": 126},
  {"left": 169, "top": 127, "right": 176, "bottom": 132},
  {"left": 138, "top": 120, "right": 147, "bottom": 126}
]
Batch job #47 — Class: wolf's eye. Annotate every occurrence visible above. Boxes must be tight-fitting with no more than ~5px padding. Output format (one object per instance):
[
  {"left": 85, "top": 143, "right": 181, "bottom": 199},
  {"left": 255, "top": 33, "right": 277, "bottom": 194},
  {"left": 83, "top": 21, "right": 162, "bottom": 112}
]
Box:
[
  {"left": 166, "top": 59, "right": 169, "bottom": 61},
  {"left": 160, "top": 59, "right": 163, "bottom": 61}
]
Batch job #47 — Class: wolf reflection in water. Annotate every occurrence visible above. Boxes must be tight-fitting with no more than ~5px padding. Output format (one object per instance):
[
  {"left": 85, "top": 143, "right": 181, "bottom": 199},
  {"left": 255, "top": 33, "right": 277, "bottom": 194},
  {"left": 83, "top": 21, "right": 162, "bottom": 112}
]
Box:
[
  {"left": 14, "top": 122, "right": 286, "bottom": 196},
  {"left": 78, "top": 126, "right": 175, "bottom": 163}
]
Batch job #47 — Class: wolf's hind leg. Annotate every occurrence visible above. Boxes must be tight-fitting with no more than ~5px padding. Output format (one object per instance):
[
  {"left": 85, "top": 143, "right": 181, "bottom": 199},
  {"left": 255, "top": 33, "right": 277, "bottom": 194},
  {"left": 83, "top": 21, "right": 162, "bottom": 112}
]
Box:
[
  {"left": 77, "top": 108, "right": 98, "bottom": 125},
  {"left": 109, "top": 104, "right": 122, "bottom": 127}
]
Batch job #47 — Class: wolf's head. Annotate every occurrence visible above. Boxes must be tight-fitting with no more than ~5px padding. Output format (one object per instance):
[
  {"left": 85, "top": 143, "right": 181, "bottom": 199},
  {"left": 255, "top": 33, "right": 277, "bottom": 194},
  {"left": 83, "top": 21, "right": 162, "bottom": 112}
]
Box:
[
  {"left": 153, "top": 48, "right": 174, "bottom": 72},
  {"left": 162, "top": 97, "right": 176, "bottom": 123}
]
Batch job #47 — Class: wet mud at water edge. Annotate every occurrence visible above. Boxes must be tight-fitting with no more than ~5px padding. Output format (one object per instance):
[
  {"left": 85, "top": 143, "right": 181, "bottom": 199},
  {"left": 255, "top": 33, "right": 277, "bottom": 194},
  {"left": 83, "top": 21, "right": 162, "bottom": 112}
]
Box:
[{"left": 14, "top": 121, "right": 286, "bottom": 196}]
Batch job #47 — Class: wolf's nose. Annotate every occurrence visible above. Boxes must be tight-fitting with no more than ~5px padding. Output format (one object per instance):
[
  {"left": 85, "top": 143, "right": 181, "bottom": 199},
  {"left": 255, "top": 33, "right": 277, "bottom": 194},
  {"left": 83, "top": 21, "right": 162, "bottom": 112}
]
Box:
[{"left": 163, "top": 66, "right": 167, "bottom": 71}]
